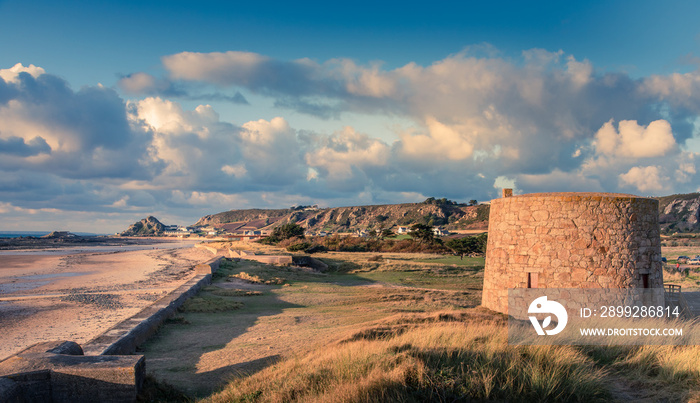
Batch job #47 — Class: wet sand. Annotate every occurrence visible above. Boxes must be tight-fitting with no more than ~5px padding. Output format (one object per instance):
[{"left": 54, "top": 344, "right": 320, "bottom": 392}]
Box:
[{"left": 0, "top": 239, "right": 215, "bottom": 361}]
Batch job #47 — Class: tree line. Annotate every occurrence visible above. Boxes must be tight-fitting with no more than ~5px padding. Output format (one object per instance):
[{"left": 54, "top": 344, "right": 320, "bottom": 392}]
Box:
[{"left": 260, "top": 222, "right": 487, "bottom": 257}]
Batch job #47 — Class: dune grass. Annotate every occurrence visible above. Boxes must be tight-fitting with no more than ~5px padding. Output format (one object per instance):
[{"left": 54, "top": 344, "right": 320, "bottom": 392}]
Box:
[
  {"left": 663, "top": 266, "right": 700, "bottom": 290},
  {"left": 204, "top": 316, "right": 700, "bottom": 403},
  {"left": 205, "top": 314, "right": 611, "bottom": 403}
]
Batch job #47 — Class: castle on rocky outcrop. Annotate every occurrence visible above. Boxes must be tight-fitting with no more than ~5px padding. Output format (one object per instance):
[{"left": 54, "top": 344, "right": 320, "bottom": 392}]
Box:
[{"left": 482, "top": 190, "right": 663, "bottom": 314}]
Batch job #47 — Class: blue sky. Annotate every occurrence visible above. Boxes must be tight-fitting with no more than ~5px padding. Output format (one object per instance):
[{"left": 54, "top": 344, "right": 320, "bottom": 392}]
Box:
[{"left": 1, "top": 0, "right": 700, "bottom": 232}]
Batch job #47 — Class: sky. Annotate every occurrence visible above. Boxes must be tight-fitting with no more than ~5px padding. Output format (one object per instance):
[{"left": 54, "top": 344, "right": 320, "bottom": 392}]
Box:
[{"left": 1, "top": 0, "right": 700, "bottom": 233}]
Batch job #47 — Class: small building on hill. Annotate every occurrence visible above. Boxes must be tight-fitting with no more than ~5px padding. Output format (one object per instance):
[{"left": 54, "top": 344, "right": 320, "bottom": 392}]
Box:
[{"left": 432, "top": 227, "right": 450, "bottom": 236}]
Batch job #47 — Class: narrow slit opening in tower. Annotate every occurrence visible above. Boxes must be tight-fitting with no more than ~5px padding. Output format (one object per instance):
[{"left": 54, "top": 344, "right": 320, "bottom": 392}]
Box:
[
  {"left": 642, "top": 273, "right": 649, "bottom": 288},
  {"left": 527, "top": 272, "right": 538, "bottom": 288}
]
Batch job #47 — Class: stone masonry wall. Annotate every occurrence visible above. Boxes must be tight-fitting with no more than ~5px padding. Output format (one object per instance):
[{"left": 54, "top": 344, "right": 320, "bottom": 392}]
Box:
[{"left": 482, "top": 192, "right": 662, "bottom": 314}]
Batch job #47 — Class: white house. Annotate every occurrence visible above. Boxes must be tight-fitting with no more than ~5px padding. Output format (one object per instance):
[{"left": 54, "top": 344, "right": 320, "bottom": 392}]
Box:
[
  {"left": 432, "top": 227, "right": 450, "bottom": 236},
  {"left": 396, "top": 226, "right": 410, "bottom": 234}
]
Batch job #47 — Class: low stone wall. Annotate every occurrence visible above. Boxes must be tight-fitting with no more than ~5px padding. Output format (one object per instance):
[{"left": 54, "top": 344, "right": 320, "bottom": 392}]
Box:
[
  {"left": 195, "top": 243, "right": 221, "bottom": 255},
  {"left": 229, "top": 249, "right": 293, "bottom": 265},
  {"left": 228, "top": 249, "right": 256, "bottom": 258},
  {"left": 195, "top": 256, "right": 225, "bottom": 275},
  {"left": 0, "top": 370, "right": 51, "bottom": 402}
]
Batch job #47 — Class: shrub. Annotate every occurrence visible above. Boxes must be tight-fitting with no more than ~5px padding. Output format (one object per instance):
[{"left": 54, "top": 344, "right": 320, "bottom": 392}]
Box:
[
  {"left": 304, "top": 244, "right": 327, "bottom": 254},
  {"left": 287, "top": 242, "right": 312, "bottom": 252},
  {"left": 230, "top": 271, "right": 285, "bottom": 285},
  {"left": 261, "top": 222, "right": 305, "bottom": 245}
]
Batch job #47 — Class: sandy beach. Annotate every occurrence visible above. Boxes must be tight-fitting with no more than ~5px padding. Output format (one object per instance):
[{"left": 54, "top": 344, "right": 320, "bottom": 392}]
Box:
[{"left": 0, "top": 238, "right": 214, "bottom": 361}]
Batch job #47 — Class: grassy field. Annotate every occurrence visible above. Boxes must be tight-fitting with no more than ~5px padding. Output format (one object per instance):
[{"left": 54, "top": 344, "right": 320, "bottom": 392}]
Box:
[
  {"left": 405, "top": 255, "right": 485, "bottom": 267},
  {"left": 139, "top": 245, "right": 700, "bottom": 402},
  {"left": 661, "top": 245, "right": 700, "bottom": 290}
]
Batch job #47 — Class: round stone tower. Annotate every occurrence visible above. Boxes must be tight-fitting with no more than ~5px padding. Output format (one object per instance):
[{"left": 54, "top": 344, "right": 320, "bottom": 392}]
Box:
[{"left": 482, "top": 191, "right": 663, "bottom": 314}]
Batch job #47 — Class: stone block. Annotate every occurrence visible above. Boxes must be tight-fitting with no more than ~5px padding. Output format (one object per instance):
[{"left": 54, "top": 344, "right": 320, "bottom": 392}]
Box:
[
  {"left": 0, "top": 376, "right": 24, "bottom": 402},
  {"left": 0, "top": 341, "right": 144, "bottom": 403}
]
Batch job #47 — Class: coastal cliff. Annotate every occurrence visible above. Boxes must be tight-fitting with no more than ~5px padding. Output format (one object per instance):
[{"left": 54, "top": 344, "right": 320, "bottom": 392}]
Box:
[{"left": 120, "top": 216, "right": 166, "bottom": 236}]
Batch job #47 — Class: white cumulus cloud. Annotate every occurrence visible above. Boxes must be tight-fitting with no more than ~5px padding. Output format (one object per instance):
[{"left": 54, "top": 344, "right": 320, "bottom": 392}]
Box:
[
  {"left": 305, "top": 126, "right": 389, "bottom": 182},
  {"left": 398, "top": 116, "right": 476, "bottom": 161},
  {"left": 594, "top": 119, "right": 676, "bottom": 158},
  {"left": 0, "top": 63, "right": 45, "bottom": 83},
  {"left": 619, "top": 166, "right": 667, "bottom": 192}
]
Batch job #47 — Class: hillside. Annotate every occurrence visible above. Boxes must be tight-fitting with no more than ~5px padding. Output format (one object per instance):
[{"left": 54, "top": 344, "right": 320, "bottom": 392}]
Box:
[
  {"left": 194, "top": 192, "right": 700, "bottom": 235},
  {"left": 195, "top": 199, "right": 490, "bottom": 233},
  {"left": 657, "top": 192, "right": 700, "bottom": 233},
  {"left": 120, "top": 216, "right": 167, "bottom": 236}
]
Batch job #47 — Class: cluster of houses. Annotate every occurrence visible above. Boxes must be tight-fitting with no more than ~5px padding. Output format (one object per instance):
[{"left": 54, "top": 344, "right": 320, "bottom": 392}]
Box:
[
  {"left": 161, "top": 224, "right": 269, "bottom": 239},
  {"left": 395, "top": 226, "right": 450, "bottom": 236},
  {"left": 162, "top": 225, "right": 197, "bottom": 236},
  {"left": 161, "top": 223, "right": 452, "bottom": 240},
  {"left": 307, "top": 226, "right": 451, "bottom": 238},
  {"left": 200, "top": 228, "right": 270, "bottom": 241},
  {"left": 304, "top": 230, "right": 329, "bottom": 237}
]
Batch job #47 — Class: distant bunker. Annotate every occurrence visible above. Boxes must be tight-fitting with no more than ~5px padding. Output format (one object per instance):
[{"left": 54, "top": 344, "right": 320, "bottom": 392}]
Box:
[{"left": 482, "top": 191, "right": 662, "bottom": 314}]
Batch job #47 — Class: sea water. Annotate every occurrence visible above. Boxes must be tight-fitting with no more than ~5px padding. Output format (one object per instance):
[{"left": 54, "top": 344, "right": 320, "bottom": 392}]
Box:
[{"left": 0, "top": 231, "right": 100, "bottom": 238}]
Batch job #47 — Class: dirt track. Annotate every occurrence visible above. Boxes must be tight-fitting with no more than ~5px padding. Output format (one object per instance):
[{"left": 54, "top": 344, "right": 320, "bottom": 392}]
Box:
[{"left": 0, "top": 239, "right": 214, "bottom": 360}]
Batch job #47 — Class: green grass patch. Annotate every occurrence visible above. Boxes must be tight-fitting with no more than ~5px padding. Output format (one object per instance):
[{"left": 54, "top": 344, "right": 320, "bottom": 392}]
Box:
[
  {"left": 410, "top": 255, "right": 485, "bottom": 267},
  {"left": 166, "top": 365, "right": 197, "bottom": 373},
  {"left": 164, "top": 315, "right": 190, "bottom": 325},
  {"left": 179, "top": 295, "right": 243, "bottom": 313},
  {"left": 354, "top": 270, "right": 480, "bottom": 291},
  {"left": 213, "top": 288, "right": 263, "bottom": 297},
  {"left": 137, "top": 375, "right": 191, "bottom": 403},
  {"left": 202, "top": 286, "right": 263, "bottom": 297}
]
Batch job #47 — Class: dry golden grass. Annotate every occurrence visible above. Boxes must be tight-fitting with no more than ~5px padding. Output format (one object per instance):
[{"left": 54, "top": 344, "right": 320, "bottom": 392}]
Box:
[
  {"left": 204, "top": 314, "right": 700, "bottom": 403},
  {"left": 210, "top": 240, "right": 281, "bottom": 254},
  {"left": 205, "top": 312, "right": 612, "bottom": 403},
  {"left": 663, "top": 266, "right": 700, "bottom": 290},
  {"left": 229, "top": 271, "right": 285, "bottom": 285}
]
